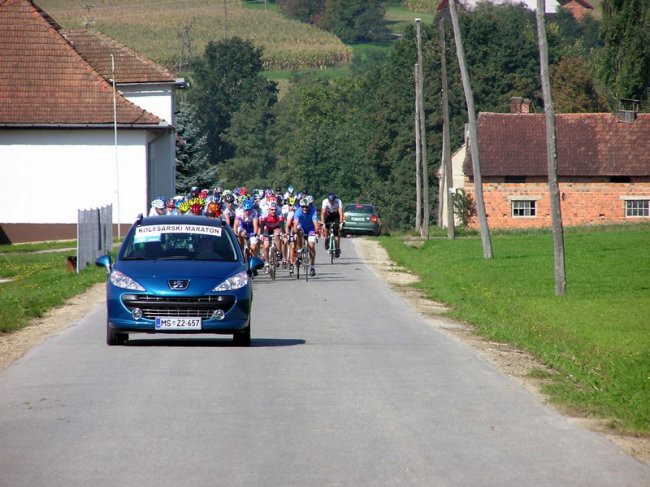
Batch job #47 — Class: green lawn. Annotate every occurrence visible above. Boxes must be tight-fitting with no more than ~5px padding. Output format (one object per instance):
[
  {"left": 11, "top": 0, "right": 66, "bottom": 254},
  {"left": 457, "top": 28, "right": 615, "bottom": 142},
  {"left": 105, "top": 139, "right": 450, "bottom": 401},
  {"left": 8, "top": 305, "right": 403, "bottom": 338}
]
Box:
[
  {"left": 378, "top": 224, "right": 650, "bottom": 434},
  {"left": 0, "top": 244, "right": 107, "bottom": 333}
]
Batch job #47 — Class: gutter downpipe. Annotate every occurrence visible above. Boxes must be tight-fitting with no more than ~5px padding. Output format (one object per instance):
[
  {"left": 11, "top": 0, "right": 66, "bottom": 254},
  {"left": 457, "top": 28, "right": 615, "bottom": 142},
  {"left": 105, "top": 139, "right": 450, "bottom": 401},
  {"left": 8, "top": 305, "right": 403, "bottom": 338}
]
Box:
[{"left": 111, "top": 54, "right": 121, "bottom": 240}]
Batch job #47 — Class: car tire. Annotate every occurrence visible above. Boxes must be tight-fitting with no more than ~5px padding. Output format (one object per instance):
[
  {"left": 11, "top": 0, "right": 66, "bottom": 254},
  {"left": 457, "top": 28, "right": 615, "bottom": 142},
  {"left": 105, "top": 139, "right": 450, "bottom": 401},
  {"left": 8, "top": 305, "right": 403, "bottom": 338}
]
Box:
[
  {"left": 107, "top": 322, "right": 128, "bottom": 346},
  {"left": 233, "top": 320, "right": 251, "bottom": 347}
]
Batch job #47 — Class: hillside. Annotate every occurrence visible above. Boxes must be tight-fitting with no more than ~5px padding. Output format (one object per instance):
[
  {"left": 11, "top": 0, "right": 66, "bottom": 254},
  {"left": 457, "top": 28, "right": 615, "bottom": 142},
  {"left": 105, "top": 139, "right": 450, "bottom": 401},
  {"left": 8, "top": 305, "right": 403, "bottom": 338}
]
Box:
[{"left": 37, "top": 0, "right": 352, "bottom": 72}]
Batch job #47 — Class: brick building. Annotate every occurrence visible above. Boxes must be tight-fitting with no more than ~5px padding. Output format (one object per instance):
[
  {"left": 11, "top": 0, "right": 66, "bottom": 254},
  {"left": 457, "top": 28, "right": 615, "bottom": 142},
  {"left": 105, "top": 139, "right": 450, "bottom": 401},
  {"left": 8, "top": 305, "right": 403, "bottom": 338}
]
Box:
[{"left": 457, "top": 100, "right": 650, "bottom": 230}]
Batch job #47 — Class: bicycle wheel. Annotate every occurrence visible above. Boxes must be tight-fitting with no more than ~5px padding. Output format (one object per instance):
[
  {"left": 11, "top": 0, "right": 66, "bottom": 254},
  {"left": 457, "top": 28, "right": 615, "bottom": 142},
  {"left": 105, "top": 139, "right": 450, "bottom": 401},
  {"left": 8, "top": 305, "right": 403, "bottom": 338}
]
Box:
[
  {"left": 269, "top": 245, "right": 277, "bottom": 281},
  {"left": 303, "top": 247, "right": 310, "bottom": 282},
  {"left": 329, "top": 236, "right": 334, "bottom": 264}
]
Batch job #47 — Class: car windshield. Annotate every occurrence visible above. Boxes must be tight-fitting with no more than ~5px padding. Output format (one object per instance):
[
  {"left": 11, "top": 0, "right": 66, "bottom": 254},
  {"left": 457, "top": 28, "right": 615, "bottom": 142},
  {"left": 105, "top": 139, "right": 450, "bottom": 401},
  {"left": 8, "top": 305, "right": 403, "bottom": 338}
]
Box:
[
  {"left": 344, "top": 204, "right": 375, "bottom": 214},
  {"left": 121, "top": 224, "right": 238, "bottom": 262}
]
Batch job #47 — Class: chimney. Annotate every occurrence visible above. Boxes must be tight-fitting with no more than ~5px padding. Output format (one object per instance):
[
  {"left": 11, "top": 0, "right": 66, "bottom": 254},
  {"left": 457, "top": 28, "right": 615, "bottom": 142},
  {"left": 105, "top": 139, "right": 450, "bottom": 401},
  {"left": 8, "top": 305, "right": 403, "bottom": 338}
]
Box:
[
  {"left": 618, "top": 98, "right": 639, "bottom": 123},
  {"left": 510, "top": 96, "right": 532, "bottom": 113}
]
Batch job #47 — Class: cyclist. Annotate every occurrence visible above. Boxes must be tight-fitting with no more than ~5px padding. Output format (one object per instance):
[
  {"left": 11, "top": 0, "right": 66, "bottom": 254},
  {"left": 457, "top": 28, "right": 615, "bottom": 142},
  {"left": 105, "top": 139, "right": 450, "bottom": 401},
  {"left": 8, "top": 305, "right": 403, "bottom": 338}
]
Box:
[
  {"left": 205, "top": 200, "right": 221, "bottom": 219},
  {"left": 221, "top": 192, "right": 237, "bottom": 227},
  {"left": 234, "top": 199, "right": 260, "bottom": 258},
  {"left": 165, "top": 198, "right": 177, "bottom": 215},
  {"left": 321, "top": 192, "right": 344, "bottom": 258},
  {"left": 259, "top": 201, "right": 284, "bottom": 271},
  {"left": 149, "top": 197, "right": 167, "bottom": 216},
  {"left": 291, "top": 197, "right": 319, "bottom": 276}
]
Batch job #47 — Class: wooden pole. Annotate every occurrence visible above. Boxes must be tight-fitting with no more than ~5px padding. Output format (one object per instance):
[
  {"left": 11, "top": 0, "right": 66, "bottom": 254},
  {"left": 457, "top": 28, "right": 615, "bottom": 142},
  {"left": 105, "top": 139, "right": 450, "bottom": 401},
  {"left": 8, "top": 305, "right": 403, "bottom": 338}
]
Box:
[
  {"left": 438, "top": 16, "right": 455, "bottom": 240},
  {"left": 448, "top": 0, "right": 492, "bottom": 258},
  {"left": 414, "top": 64, "right": 422, "bottom": 233},
  {"left": 536, "top": 0, "right": 566, "bottom": 295},
  {"left": 415, "top": 19, "right": 430, "bottom": 239}
]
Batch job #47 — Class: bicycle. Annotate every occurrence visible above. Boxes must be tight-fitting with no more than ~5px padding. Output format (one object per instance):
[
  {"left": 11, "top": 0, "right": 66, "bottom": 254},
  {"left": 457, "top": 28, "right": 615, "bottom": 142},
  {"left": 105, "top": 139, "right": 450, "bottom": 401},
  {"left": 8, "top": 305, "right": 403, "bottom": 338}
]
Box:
[
  {"left": 295, "top": 235, "right": 311, "bottom": 281},
  {"left": 268, "top": 233, "right": 282, "bottom": 281},
  {"left": 326, "top": 221, "right": 340, "bottom": 264}
]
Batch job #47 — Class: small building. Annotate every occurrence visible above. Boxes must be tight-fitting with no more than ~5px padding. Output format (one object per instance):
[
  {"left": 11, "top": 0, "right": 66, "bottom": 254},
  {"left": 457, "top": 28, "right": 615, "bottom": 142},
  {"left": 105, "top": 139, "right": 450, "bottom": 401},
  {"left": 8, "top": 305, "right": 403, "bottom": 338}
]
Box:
[
  {"left": 440, "top": 98, "right": 650, "bottom": 229},
  {"left": 0, "top": 0, "right": 178, "bottom": 243},
  {"left": 559, "top": 0, "right": 594, "bottom": 21}
]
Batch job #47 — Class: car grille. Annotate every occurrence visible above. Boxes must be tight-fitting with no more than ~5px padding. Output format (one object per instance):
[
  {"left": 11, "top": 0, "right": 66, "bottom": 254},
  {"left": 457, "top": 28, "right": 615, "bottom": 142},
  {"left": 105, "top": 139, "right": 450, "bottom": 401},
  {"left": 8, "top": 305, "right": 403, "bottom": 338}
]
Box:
[{"left": 121, "top": 294, "right": 236, "bottom": 319}]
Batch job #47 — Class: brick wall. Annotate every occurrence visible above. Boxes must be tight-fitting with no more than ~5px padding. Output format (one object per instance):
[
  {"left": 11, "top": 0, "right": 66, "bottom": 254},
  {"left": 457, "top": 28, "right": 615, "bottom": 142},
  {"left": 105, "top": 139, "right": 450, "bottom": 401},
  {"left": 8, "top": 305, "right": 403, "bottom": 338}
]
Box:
[{"left": 464, "top": 177, "right": 650, "bottom": 229}]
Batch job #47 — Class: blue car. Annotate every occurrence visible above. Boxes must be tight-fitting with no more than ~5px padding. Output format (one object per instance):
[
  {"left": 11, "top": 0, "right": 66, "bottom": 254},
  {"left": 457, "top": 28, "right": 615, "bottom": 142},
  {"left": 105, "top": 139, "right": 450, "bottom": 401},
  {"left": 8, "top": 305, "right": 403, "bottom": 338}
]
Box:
[{"left": 96, "top": 215, "right": 264, "bottom": 346}]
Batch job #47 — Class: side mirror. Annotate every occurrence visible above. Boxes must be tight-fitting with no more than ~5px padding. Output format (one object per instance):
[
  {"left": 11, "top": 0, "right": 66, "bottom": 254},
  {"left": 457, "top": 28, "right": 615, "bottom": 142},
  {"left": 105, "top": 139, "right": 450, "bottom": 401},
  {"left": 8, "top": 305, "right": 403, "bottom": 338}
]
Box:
[
  {"left": 95, "top": 255, "right": 113, "bottom": 274},
  {"left": 248, "top": 256, "right": 265, "bottom": 273}
]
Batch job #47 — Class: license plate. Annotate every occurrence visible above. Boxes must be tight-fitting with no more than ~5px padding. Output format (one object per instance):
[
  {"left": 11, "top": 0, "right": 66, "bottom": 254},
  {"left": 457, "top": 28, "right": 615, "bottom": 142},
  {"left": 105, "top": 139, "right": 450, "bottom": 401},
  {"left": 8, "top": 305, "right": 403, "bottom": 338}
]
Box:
[
  {"left": 155, "top": 317, "right": 202, "bottom": 330},
  {"left": 350, "top": 217, "right": 366, "bottom": 222}
]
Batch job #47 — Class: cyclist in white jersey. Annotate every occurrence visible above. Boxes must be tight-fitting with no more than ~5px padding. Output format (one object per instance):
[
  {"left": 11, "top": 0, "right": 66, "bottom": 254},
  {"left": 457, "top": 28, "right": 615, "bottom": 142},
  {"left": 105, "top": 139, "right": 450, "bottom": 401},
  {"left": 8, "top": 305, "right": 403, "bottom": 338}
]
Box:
[{"left": 321, "top": 192, "right": 344, "bottom": 257}]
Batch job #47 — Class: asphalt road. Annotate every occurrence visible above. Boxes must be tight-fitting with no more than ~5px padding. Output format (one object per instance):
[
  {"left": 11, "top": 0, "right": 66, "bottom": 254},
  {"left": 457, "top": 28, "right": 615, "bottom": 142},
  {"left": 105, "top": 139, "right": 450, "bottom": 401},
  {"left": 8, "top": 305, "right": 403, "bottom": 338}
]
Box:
[{"left": 0, "top": 239, "right": 648, "bottom": 486}]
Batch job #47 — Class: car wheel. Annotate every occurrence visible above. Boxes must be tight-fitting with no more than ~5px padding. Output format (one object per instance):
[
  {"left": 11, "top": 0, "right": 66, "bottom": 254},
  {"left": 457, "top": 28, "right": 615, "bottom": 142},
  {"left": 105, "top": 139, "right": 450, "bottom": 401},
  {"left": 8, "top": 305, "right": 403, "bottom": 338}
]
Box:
[
  {"left": 233, "top": 320, "right": 251, "bottom": 347},
  {"left": 106, "top": 322, "right": 128, "bottom": 346}
]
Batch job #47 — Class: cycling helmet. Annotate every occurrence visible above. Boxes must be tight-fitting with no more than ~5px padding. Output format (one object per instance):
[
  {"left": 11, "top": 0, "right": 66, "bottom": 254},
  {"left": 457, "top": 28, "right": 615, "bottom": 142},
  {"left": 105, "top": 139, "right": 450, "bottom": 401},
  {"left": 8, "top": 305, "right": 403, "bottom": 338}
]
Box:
[
  {"left": 178, "top": 201, "right": 190, "bottom": 214},
  {"left": 242, "top": 199, "right": 254, "bottom": 211},
  {"left": 206, "top": 202, "right": 220, "bottom": 217},
  {"left": 224, "top": 193, "right": 235, "bottom": 204},
  {"left": 269, "top": 201, "right": 278, "bottom": 210},
  {"left": 327, "top": 192, "right": 336, "bottom": 202},
  {"left": 190, "top": 204, "right": 202, "bottom": 215},
  {"left": 166, "top": 199, "right": 175, "bottom": 209},
  {"left": 305, "top": 195, "right": 314, "bottom": 205},
  {"left": 287, "top": 185, "right": 294, "bottom": 194},
  {"left": 299, "top": 197, "right": 309, "bottom": 208},
  {"left": 151, "top": 199, "right": 165, "bottom": 209},
  {"left": 240, "top": 186, "right": 247, "bottom": 196},
  {"left": 275, "top": 186, "right": 282, "bottom": 194},
  {"left": 200, "top": 189, "right": 209, "bottom": 199},
  {"left": 190, "top": 186, "right": 200, "bottom": 197}
]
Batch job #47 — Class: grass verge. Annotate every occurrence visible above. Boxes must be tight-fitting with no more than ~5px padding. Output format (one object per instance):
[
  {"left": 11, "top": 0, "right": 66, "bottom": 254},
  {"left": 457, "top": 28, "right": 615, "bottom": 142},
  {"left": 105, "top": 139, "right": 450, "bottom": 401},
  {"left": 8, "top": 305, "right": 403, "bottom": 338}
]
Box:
[
  {"left": 0, "top": 244, "right": 107, "bottom": 334},
  {"left": 377, "top": 224, "right": 650, "bottom": 434}
]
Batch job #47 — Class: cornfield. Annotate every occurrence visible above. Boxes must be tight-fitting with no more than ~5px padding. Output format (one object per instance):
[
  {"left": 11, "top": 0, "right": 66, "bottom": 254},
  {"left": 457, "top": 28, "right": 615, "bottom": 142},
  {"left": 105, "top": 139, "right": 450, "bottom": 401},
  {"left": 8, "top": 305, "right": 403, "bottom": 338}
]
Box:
[
  {"left": 403, "top": 0, "right": 439, "bottom": 14},
  {"left": 38, "top": 0, "right": 352, "bottom": 72}
]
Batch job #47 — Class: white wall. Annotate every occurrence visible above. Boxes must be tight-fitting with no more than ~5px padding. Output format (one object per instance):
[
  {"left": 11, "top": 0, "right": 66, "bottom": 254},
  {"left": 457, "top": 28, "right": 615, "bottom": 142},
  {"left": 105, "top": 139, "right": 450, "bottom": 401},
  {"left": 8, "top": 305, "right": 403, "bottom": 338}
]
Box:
[
  {"left": 0, "top": 130, "right": 150, "bottom": 225},
  {"left": 120, "top": 83, "right": 174, "bottom": 124}
]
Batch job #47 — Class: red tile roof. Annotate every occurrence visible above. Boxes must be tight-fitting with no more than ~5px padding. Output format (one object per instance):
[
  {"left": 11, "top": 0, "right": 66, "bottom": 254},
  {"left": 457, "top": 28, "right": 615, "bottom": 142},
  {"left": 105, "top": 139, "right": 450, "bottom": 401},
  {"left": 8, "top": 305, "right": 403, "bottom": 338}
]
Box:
[
  {"left": 64, "top": 29, "right": 175, "bottom": 84},
  {"left": 464, "top": 112, "right": 650, "bottom": 177},
  {"left": 0, "top": 0, "right": 163, "bottom": 127}
]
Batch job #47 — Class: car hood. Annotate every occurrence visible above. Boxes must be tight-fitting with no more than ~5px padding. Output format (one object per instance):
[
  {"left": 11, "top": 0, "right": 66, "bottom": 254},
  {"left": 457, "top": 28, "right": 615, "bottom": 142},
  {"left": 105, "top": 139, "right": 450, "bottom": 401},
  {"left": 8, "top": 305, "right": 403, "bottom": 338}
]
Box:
[{"left": 115, "top": 260, "right": 245, "bottom": 280}]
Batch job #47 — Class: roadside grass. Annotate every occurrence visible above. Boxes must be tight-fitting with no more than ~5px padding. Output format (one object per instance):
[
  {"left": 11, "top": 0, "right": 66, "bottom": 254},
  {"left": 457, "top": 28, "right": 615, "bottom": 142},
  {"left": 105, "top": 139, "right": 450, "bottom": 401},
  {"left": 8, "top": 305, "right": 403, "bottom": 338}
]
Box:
[
  {"left": 377, "top": 224, "right": 650, "bottom": 434},
  {"left": 0, "top": 245, "right": 107, "bottom": 334}
]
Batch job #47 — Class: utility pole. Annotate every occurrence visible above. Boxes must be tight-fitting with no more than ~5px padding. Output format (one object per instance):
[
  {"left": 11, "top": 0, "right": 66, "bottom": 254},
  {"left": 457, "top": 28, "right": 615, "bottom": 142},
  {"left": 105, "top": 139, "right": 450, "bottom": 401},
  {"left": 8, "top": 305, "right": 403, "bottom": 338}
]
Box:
[
  {"left": 415, "top": 18, "right": 430, "bottom": 239},
  {"left": 438, "top": 15, "right": 455, "bottom": 240},
  {"left": 536, "top": 0, "right": 566, "bottom": 295},
  {"left": 447, "top": 0, "right": 492, "bottom": 258},
  {"left": 414, "top": 64, "right": 422, "bottom": 233},
  {"left": 224, "top": 0, "right": 228, "bottom": 38}
]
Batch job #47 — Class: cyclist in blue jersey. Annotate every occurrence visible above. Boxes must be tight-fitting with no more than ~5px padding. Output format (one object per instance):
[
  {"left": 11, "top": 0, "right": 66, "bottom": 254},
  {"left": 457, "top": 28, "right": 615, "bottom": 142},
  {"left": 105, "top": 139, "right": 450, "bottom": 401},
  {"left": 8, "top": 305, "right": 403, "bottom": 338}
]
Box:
[{"left": 291, "top": 197, "right": 319, "bottom": 276}]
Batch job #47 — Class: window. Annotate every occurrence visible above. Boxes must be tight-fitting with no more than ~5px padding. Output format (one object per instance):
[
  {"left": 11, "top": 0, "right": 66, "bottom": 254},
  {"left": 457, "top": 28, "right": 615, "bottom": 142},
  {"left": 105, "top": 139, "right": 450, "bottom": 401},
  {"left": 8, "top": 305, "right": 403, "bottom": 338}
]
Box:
[
  {"left": 505, "top": 176, "right": 526, "bottom": 183},
  {"left": 625, "top": 200, "right": 649, "bottom": 217},
  {"left": 512, "top": 200, "right": 536, "bottom": 217}
]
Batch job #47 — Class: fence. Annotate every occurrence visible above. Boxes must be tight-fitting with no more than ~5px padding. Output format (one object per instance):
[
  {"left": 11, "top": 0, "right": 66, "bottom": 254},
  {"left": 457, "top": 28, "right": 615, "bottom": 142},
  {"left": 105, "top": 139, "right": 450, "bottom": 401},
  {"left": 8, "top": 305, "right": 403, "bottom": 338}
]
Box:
[{"left": 76, "top": 204, "right": 113, "bottom": 273}]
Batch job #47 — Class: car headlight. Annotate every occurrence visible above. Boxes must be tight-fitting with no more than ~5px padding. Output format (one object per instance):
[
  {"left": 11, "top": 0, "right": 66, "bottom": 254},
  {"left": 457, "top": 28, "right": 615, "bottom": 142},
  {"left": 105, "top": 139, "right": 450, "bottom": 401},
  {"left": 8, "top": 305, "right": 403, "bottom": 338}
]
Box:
[
  {"left": 110, "top": 270, "right": 145, "bottom": 291},
  {"left": 213, "top": 271, "right": 248, "bottom": 291}
]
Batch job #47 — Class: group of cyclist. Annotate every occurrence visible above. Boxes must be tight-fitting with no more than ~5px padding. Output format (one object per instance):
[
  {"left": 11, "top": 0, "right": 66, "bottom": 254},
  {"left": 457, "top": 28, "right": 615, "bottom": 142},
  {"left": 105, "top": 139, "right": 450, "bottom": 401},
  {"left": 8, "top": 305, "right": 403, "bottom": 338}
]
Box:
[{"left": 148, "top": 185, "right": 345, "bottom": 277}]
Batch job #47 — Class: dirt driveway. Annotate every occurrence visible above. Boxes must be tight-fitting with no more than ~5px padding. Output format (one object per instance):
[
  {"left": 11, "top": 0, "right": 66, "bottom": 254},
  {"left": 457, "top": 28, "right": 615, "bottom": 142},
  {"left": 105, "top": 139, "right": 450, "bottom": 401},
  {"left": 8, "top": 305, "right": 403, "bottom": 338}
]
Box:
[{"left": 1, "top": 238, "right": 647, "bottom": 464}]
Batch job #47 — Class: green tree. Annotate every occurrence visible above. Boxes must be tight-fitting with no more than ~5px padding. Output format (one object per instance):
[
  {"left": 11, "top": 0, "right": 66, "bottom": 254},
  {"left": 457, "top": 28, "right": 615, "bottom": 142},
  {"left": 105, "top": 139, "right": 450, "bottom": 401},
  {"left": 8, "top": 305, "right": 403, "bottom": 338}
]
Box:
[
  {"left": 276, "top": 0, "right": 325, "bottom": 23},
  {"left": 598, "top": 0, "right": 650, "bottom": 105},
  {"left": 189, "top": 37, "right": 277, "bottom": 166},
  {"left": 220, "top": 95, "right": 278, "bottom": 188},
  {"left": 174, "top": 101, "right": 215, "bottom": 193},
  {"left": 322, "top": 0, "right": 390, "bottom": 43},
  {"left": 551, "top": 56, "right": 609, "bottom": 113}
]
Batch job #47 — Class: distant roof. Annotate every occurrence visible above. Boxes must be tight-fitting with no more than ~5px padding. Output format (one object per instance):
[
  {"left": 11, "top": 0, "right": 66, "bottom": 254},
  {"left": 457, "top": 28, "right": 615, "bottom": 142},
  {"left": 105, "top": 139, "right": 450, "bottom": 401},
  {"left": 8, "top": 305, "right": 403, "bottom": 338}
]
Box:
[
  {"left": 464, "top": 113, "right": 650, "bottom": 177},
  {"left": 0, "top": 0, "right": 163, "bottom": 127},
  {"left": 559, "top": 0, "right": 594, "bottom": 9},
  {"left": 64, "top": 29, "right": 175, "bottom": 84}
]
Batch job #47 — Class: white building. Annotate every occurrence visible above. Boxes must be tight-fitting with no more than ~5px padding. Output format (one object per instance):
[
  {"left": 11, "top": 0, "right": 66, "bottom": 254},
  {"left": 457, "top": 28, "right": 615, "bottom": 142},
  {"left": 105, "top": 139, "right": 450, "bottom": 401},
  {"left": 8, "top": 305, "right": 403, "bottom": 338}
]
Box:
[{"left": 0, "top": 0, "right": 179, "bottom": 243}]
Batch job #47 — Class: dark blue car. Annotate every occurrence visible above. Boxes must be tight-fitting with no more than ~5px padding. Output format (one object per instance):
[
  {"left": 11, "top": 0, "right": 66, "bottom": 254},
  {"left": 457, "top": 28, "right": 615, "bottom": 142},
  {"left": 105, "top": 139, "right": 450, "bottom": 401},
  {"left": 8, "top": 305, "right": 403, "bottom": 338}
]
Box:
[{"left": 96, "top": 215, "right": 264, "bottom": 346}]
